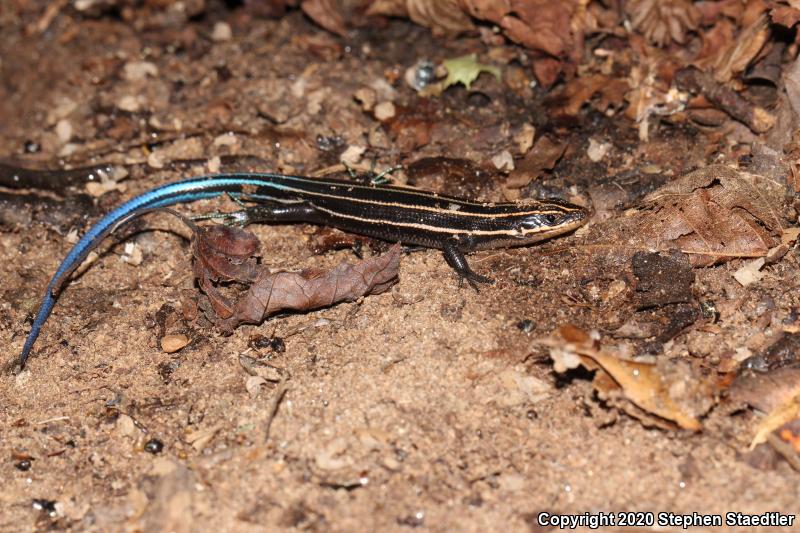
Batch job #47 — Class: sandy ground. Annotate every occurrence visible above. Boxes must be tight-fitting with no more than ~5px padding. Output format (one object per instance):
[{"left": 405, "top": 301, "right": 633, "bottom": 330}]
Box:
[{"left": 1, "top": 3, "right": 798, "bottom": 532}]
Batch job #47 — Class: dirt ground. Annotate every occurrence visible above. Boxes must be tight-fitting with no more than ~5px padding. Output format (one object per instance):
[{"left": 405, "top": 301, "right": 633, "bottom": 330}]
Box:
[{"left": 1, "top": 2, "right": 799, "bottom": 532}]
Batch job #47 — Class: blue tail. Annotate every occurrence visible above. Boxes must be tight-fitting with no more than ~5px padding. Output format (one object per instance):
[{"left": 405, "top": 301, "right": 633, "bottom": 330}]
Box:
[{"left": 18, "top": 173, "right": 292, "bottom": 367}]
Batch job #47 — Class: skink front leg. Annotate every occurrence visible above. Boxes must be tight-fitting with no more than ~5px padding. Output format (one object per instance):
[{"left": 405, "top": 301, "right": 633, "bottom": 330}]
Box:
[{"left": 442, "top": 237, "right": 494, "bottom": 289}]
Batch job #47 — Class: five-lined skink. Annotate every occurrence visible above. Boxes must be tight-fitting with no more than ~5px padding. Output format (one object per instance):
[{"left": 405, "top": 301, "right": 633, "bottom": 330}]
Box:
[{"left": 18, "top": 172, "right": 588, "bottom": 367}]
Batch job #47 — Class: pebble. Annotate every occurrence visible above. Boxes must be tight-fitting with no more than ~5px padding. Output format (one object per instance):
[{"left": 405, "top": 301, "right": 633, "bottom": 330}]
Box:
[
  {"left": 374, "top": 101, "right": 396, "bottom": 121},
  {"left": 161, "top": 334, "right": 189, "bottom": 353},
  {"left": 55, "top": 119, "right": 73, "bottom": 143},
  {"left": 212, "top": 21, "right": 232, "bottom": 42}
]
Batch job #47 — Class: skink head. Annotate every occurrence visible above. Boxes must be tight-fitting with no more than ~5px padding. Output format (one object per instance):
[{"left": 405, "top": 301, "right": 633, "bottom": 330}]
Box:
[{"left": 509, "top": 199, "right": 589, "bottom": 244}]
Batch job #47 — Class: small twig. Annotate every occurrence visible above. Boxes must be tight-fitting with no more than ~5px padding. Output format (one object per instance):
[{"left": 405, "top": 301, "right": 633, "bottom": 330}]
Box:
[
  {"left": 674, "top": 67, "right": 775, "bottom": 133},
  {"left": 34, "top": 416, "right": 69, "bottom": 425},
  {"left": 27, "top": 0, "right": 68, "bottom": 35},
  {"left": 264, "top": 379, "right": 289, "bottom": 443},
  {"left": 767, "top": 433, "right": 800, "bottom": 472}
]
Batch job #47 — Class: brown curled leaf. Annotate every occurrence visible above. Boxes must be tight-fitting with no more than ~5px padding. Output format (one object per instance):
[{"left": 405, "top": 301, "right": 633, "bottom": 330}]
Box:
[
  {"left": 367, "top": 0, "right": 474, "bottom": 35},
  {"left": 215, "top": 244, "right": 401, "bottom": 332},
  {"left": 366, "top": 0, "right": 583, "bottom": 84},
  {"left": 193, "top": 225, "right": 261, "bottom": 283},
  {"left": 504, "top": 136, "right": 566, "bottom": 189},
  {"left": 772, "top": 4, "right": 800, "bottom": 28},
  {"left": 638, "top": 165, "right": 785, "bottom": 265},
  {"left": 548, "top": 74, "right": 630, "bottom": 118},
  {"left": 185, "top": 218, "right": 401, "bottom": 331},
  {"left": 584, "top": 165, "right": 787, "bottom": 267},
  {"left": 301, "top": 0, "right": 349, "bottom": 37},
  {"left": 542, "top": 325, "right": 716, "bottom": 430}
]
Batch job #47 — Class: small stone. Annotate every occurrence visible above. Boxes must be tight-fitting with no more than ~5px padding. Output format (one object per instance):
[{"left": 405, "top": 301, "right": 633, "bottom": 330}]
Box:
[
  {"left": 515, "top": 123, "right": 535, "bottom": 155},
  {"left": 58, "top": 143, "right": 79, "bottom": 157},
  {"left": 147, "top": 151, "right": 165, "bottom": 169},
  {"left": 491, "top": 150, "right": 515, "bottom": 172},
  {"left": 207, "top": 155, "right": 221, "bottom": 173},
  {"left": 212, "top": 21, "right": 232, "bottom": 42},
  {"left": 117, "top": 95, "right": 141, "bottom": 113},
  {"left": 120, "top": 242, "right": 143, "bottom": 266},
  {"left": 382, "top": 456, "right": 401, "bottom": 471},
  {"left": 213, "top": 133, "right": 238, "bottom": 147},
  {"left": 55, "top": 119, "right": 73, "bottom": 143},
  {"left": 161, "top": 334, "right": 189, "bottom": 353},
  {"left": 340, "top": 145, "right": 366, "bottom": 166},
  {"left": 123, "top": 61, "right": 158, "bottom": 81},
  {"left": 374, "top": 101, "right": 396, "bottom": 121},
  {"left": 116, "top": 414, "right": 136, "bottom": 436},
  {"left": 354, "top": 87, "right": 377, "bottom": 111},
  {"left": 587, "top": 138, "right": 611, "bottom": 162}
]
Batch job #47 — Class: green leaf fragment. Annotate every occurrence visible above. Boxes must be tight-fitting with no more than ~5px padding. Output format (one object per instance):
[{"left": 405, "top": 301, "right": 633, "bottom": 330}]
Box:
[{"left": 442, "top": 54, "right": 501, "bottom": 90}]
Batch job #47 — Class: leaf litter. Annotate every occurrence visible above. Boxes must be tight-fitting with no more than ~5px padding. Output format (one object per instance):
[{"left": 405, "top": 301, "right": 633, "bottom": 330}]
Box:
[
  {"left": 6, "top": 0, "right": 800, "bottom": 527},
  {"left": 183, "top": 214, "right": 401, "bottom": 333}
]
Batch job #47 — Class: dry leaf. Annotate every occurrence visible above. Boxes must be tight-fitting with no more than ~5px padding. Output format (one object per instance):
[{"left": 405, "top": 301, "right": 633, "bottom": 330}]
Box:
[
  {"left": 214, "top": 245, "right": 401, "bottom": 332},
  {"left": 184, "top": 219, "right": 401, "bottom": 332},
  {"left": 729, "top": 367, "right": 800, "bottom": 414},
  {"left": 710, "top": 14, "right": 770, "bottom": 83},
  {"left": 367, "top": 0, "right": 474, "bottom": 35},
  {"left": 552, "top": 74, "right": 630, "bottom": 117},
  {"left": 542, "top": 325, "right": 714, "bottom": 430},
  {"left": 751, "top": 396, "right": 800, "bottom": 449},
  {"left": 368, "top": 0, "right": 584, "bottom": 84},
  {"left": 628, "top": 165, "right": 785, "bottom": 266},
  {"left": 185, "top": 424, "right": 223, "bottom": 452},
  {"left": 301, "top": 0, "right": 349, "bottom": 36},
  {"left": 772, "top": 4, "right": 800, "bottom": 27},
  {"left": 492, "top": 0, "right": 580, "bottom": 58},
  {"left": 504, "top": 136, "right": 566, "bottom": 189},
  {"left": 693, "top": 19, "right": 736, "bottom": 72},
  {"left": 625, "top": 0, "right": 700, "bottom": 46}
]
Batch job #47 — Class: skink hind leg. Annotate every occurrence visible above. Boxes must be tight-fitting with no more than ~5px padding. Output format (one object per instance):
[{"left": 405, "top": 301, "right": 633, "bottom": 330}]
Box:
[{"left": 442, "top": 238, "right": 494, "bottom": 290}]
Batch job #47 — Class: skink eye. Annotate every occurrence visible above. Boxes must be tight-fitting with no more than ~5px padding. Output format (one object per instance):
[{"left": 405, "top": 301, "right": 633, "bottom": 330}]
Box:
[{"left": 543, "top": 214, "right": 558, "bottom": 225}]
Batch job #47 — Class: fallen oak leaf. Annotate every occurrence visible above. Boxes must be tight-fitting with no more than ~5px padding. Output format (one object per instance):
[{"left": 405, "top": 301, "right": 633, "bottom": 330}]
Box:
[
  {"left": 191, "top": 223, "right": 262, "bottom": 319},
  {"left": 216, "top": 244, "right": 400, "bottom": 332},
  {"left": 582, "top": 165, "right": 787, "bottom": 267},
  {"left": 194, "top": 224, "right": 261, "bottom": 283},
  {"left": 161, "top": 210, "right": 402, "bottom": 329},
  {"left": 541, "top": 325, "right": 715, "bottom": 430},
  {"left": 181, "top": 215, "right": 401, "bottom": 332}
]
